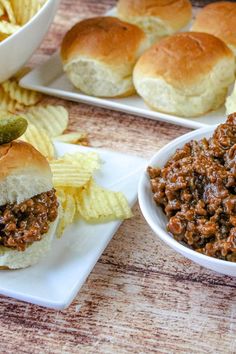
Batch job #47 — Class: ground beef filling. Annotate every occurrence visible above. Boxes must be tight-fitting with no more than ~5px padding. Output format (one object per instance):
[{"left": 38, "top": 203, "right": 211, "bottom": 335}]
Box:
[
  {"left": 0, "top": 189, "right": 58, "bottom": 251},
  {"left": 148, "top": 113, "right": 236, "bottom": 262}
]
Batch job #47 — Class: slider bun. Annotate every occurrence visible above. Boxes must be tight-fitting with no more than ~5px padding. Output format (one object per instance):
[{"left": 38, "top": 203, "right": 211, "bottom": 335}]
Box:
[
  {"left": 0, "top": 217, "right": 58, "bottom": 270},
  {"left": 0, "top": 141, "right": 53, "bottom": 206},
  {"left": 117, "top": 0, "right": 192, "bottom": 44},
  {"left": 61, "top": 16, "right": 147, "bottom": 97},
  {"left": 133, "top": 32, "right": 235, "bottom": 117},
  {"left": 192, "top": 2, "right": 236, "bottom": 56}
]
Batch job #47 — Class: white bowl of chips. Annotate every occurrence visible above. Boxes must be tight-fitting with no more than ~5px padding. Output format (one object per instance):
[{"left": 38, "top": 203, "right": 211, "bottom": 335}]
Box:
[{"left": 0, "top": 0, "right": 60, "bottom": 83}]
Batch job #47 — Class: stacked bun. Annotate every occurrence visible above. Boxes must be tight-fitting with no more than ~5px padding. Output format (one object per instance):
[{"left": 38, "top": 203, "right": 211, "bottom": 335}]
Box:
[
  {"left": 61, "top": 16, "right": 147, "bottom": 98},
  {"left": 133, "top": 32, "right": 235, "bottom": 117},
  {"left": 192, "top": 2, "right": 236, "bottom": 56},
  {"left": 117, "top": 0, "right": 192, "bottom": 44}
]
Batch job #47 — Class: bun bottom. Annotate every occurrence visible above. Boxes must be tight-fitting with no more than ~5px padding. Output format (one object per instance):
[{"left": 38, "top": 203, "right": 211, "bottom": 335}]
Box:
[
  {"left": 135, "top": 77, "right": 229, "bottom": 118},
  {"left": 0, "top": 217, "right": 59, "bottom": 270},
  {"left": 64, "top": 58, "right": 135, "bottom": 98}
]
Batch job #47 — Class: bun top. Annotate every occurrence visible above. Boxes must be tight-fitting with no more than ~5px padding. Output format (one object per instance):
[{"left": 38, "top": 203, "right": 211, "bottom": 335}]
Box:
[
  {"left": 117, "top": 0, "right": 192, "bottom": 31},
  {"left": 61, "top": 16, "right": 146, "bottom": 66},
  {"left": 192, "top": 2, "right": 236, "bottom": 50},
  {"left": 0, "top": 141, "right": 53, "bottom": 206},
  {"left": 134, "top": 32, "right": 234, "bottom": 89}
]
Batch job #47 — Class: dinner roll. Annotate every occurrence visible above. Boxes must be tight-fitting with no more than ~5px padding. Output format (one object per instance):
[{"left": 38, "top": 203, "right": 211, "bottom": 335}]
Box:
[
  {"left": 117, "top": 0, "right": 192, "bottom": 45},
  {"left": 192, "top": 2, "right": 236, "bottom": 56},
  {"left": 61, "top": 17, "right": 147, "bottom": 98},
  {"left": 133, "top": 32, "right": 235, "bottom": 117}
]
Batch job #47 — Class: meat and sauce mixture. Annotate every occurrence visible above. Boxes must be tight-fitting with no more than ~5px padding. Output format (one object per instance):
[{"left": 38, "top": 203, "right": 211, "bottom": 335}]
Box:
[
  {"left": 0, "top": 189, "right": 58, "bottom": 251},
  {"left": 148, "top": 113, "right": 236, "bottom": 262}
]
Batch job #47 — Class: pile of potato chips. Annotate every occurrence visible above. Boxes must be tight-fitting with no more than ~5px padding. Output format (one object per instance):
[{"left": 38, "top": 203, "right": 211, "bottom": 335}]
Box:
[
  {"left": 0, "top": 68, "right": 133, "bottom": 237},
  {"left": 0, "top": 0, "right": 47, "bottom": 42}
]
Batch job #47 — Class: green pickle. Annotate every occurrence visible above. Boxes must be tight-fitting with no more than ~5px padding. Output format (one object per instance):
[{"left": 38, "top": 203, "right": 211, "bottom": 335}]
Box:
[{"left": 0, "top": 115, "right": 28, "bottom": 144}]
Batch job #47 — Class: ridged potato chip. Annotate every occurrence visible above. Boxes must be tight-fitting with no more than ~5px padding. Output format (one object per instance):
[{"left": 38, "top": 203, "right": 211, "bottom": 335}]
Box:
[
  {"left": 54, "top": 132, "right": 89, "bottom": 146},
  {"left": 50, "top": 161, "right": 93, "bottom": 188},
  {"left": 2, "top": 80, "right": 42, "bottom": 106},
  {"left": 0, "top": 4, "right": 5, "bottom": 17},
  {"left": 22, "top": 105, "right": 69, "bottom": 137},
  {"left": 10, "top": 0, "right": 41, "bottom": 25},
  {"left": 21, "top": 123, "right": 55, "bottom": 160},
  {"left": 77, "top": 180, "right": 133, "bottom": 223},
  {"left": 56, "top": 192, "right": 76, "bottom": 237},
  {"left": 0, "top": 20, "right": 19, "bottom": 34},
  {"left": 0, "top": 87, "right": 23, "bottom": 112},
  {"left": 61, "top": 152, "right": 100, "bottom": 174},
  {"left": 0, "top": 0, "right": 15, "bottom": 23},
  {"left": 0, "top": 109, "right": 9, "bottom": 117}
]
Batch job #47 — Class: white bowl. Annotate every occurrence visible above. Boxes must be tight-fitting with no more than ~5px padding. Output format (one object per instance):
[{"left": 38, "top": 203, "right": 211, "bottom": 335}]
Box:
[
  {"left": 0, "top": 0, "right": 60, "bottom": 83},
  {"left": 138, "top": 125, "right": 236, "bottom": 276}
]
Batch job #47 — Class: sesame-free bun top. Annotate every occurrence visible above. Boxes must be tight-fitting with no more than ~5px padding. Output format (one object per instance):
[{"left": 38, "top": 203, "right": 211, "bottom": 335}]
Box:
[
  {"left": 61, "top": 16, "right": 145, "bottom": 66},
  {"left": 0, "top": 141, "right": 53, "bottom": 206},
  {"left": 117, "top": 0, "right": 192, "bottom": 43},
  {"left": 61, "top": 16, "right": 147, "bottom": 97},
  {"left": 133, "top": 32, "right": 235, "bottom": 117},
  {"left": 192, "top": 2, "right": 236, "bottom": 55}
]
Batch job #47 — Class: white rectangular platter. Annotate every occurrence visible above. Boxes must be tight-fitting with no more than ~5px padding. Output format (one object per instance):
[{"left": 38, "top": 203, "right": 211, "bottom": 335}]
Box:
[
  {"left": 0, "top": 143, "right": 145, "bottom": 310},
  {"left": 20, "top": 52, "right": 229, "bottom": 130}
]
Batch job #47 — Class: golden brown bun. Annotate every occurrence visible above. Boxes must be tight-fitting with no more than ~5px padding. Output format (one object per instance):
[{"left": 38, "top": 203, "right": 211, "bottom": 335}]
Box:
[
  {"left": 192, "top": 2, "right": 236, "bottom": 55},
  {"left": 0, "top": 141, "right": 53, "bottom": 206},
  {"left": 61, "top": 17, "right": 147, "bottom": 97},
  {"left": 134, "top": 32, "right": 234, "bottom": 87},
  {"left": 133, "top": 32, "right": 235, "bottom": 117},
  {"left": 61, "top": 16, "right": 145, "bottom": 65},
  {"left": 117, "top": 0, "right": 192, "bottom": 42}
]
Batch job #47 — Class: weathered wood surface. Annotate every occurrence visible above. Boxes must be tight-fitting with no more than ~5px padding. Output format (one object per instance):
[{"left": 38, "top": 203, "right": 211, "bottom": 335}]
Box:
[{"left": 1, "top": 1, "right": 236, "bottom": 353}]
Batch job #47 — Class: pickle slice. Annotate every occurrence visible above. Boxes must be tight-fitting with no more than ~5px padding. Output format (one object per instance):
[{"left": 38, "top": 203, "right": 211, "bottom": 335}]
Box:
[{"left": 0, "top": 115, "right": 28, "bottom": 144}]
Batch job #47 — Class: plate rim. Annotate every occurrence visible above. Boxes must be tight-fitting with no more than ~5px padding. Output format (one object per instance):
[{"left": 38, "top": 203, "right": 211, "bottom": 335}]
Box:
[{"left": 0, "top": 143, "right": 146, "bottom": 309}]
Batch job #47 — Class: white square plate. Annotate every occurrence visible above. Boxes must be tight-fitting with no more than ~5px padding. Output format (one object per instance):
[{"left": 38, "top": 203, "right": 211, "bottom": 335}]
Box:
[
  {"left": 0, "top": 143, "right": 145, "bottom": 309},
  {"left": 20, "top": 52, "right": 229, "bottom": 130},
  {"left": 19, "top": 7, "right": 230, "bottom": 130}
]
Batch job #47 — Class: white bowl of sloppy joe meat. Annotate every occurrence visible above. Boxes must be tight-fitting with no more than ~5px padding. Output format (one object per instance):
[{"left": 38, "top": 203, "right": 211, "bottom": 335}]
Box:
[{"left": 139, "top": 113, "right": 236, "bottom": 276}]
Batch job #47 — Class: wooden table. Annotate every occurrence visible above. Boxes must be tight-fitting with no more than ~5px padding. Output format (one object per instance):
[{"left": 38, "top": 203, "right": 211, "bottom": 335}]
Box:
[{"left": 1, "top": 1, "right": 236, "bottom": 353}]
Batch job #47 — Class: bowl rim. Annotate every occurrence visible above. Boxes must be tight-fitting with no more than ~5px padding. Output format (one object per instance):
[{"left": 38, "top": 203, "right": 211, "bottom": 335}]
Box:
[
  {"left": 138, "top": 124, "right": 236, "bottom": 268},
  {"left": 0, "top": 0, "right": 56, "bottom": 49}
]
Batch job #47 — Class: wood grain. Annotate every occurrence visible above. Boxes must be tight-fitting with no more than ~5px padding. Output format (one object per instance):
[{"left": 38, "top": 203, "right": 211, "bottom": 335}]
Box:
[{"left": 0, "top": 1, "right": 236, "bottom": 353}]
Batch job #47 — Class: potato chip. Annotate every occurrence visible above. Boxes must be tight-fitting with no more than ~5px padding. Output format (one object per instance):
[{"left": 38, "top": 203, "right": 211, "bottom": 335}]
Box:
[
  {"left": 0, "top": 20, "right": 19, "bottom": 34},
  {"left": 0, "top": 87, "right": 23, "bottom": 112},
  {"left": 50, "top": 161, "right": 93, "bottom": 188},
  {"left": 0, "top": 0, "right": 15, "bottom": 23},
  {"left": 22, "top": 105, "right": 69, "bottom": 137},
  {"left": 76, "top": 180, "right": 133, "bottom": 223},
  {"left": 2, "top": 79, "right": 42, "bottom": 106},
  {"left": 54, "top": 132, "right": 89, "bottom": 146},
  {"left": 61, "top": 152, "right": 100, "bottom": 174},
  {"left": 0, "top": 109, "right": 9, "bottom": 117},
  {"left": 56, "top": 192, "right": 76, "bottom": 237},
  {"left": 21, "top": 123, "right": 55, "bottom": 160},
  {"left": 0, "top": 32, "right": 8, "bottom": 41},
  {"left": 11, "top": 0, "right": 42, "bottom": 25},
  {"left": 0, "top": 4, "right": 5, "bottom": 17}
]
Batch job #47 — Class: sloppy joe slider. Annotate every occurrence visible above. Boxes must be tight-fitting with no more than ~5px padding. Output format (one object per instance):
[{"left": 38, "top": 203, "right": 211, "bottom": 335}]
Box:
[{"left": 0, "top": 141, "right": 59, "bottom": 269}]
